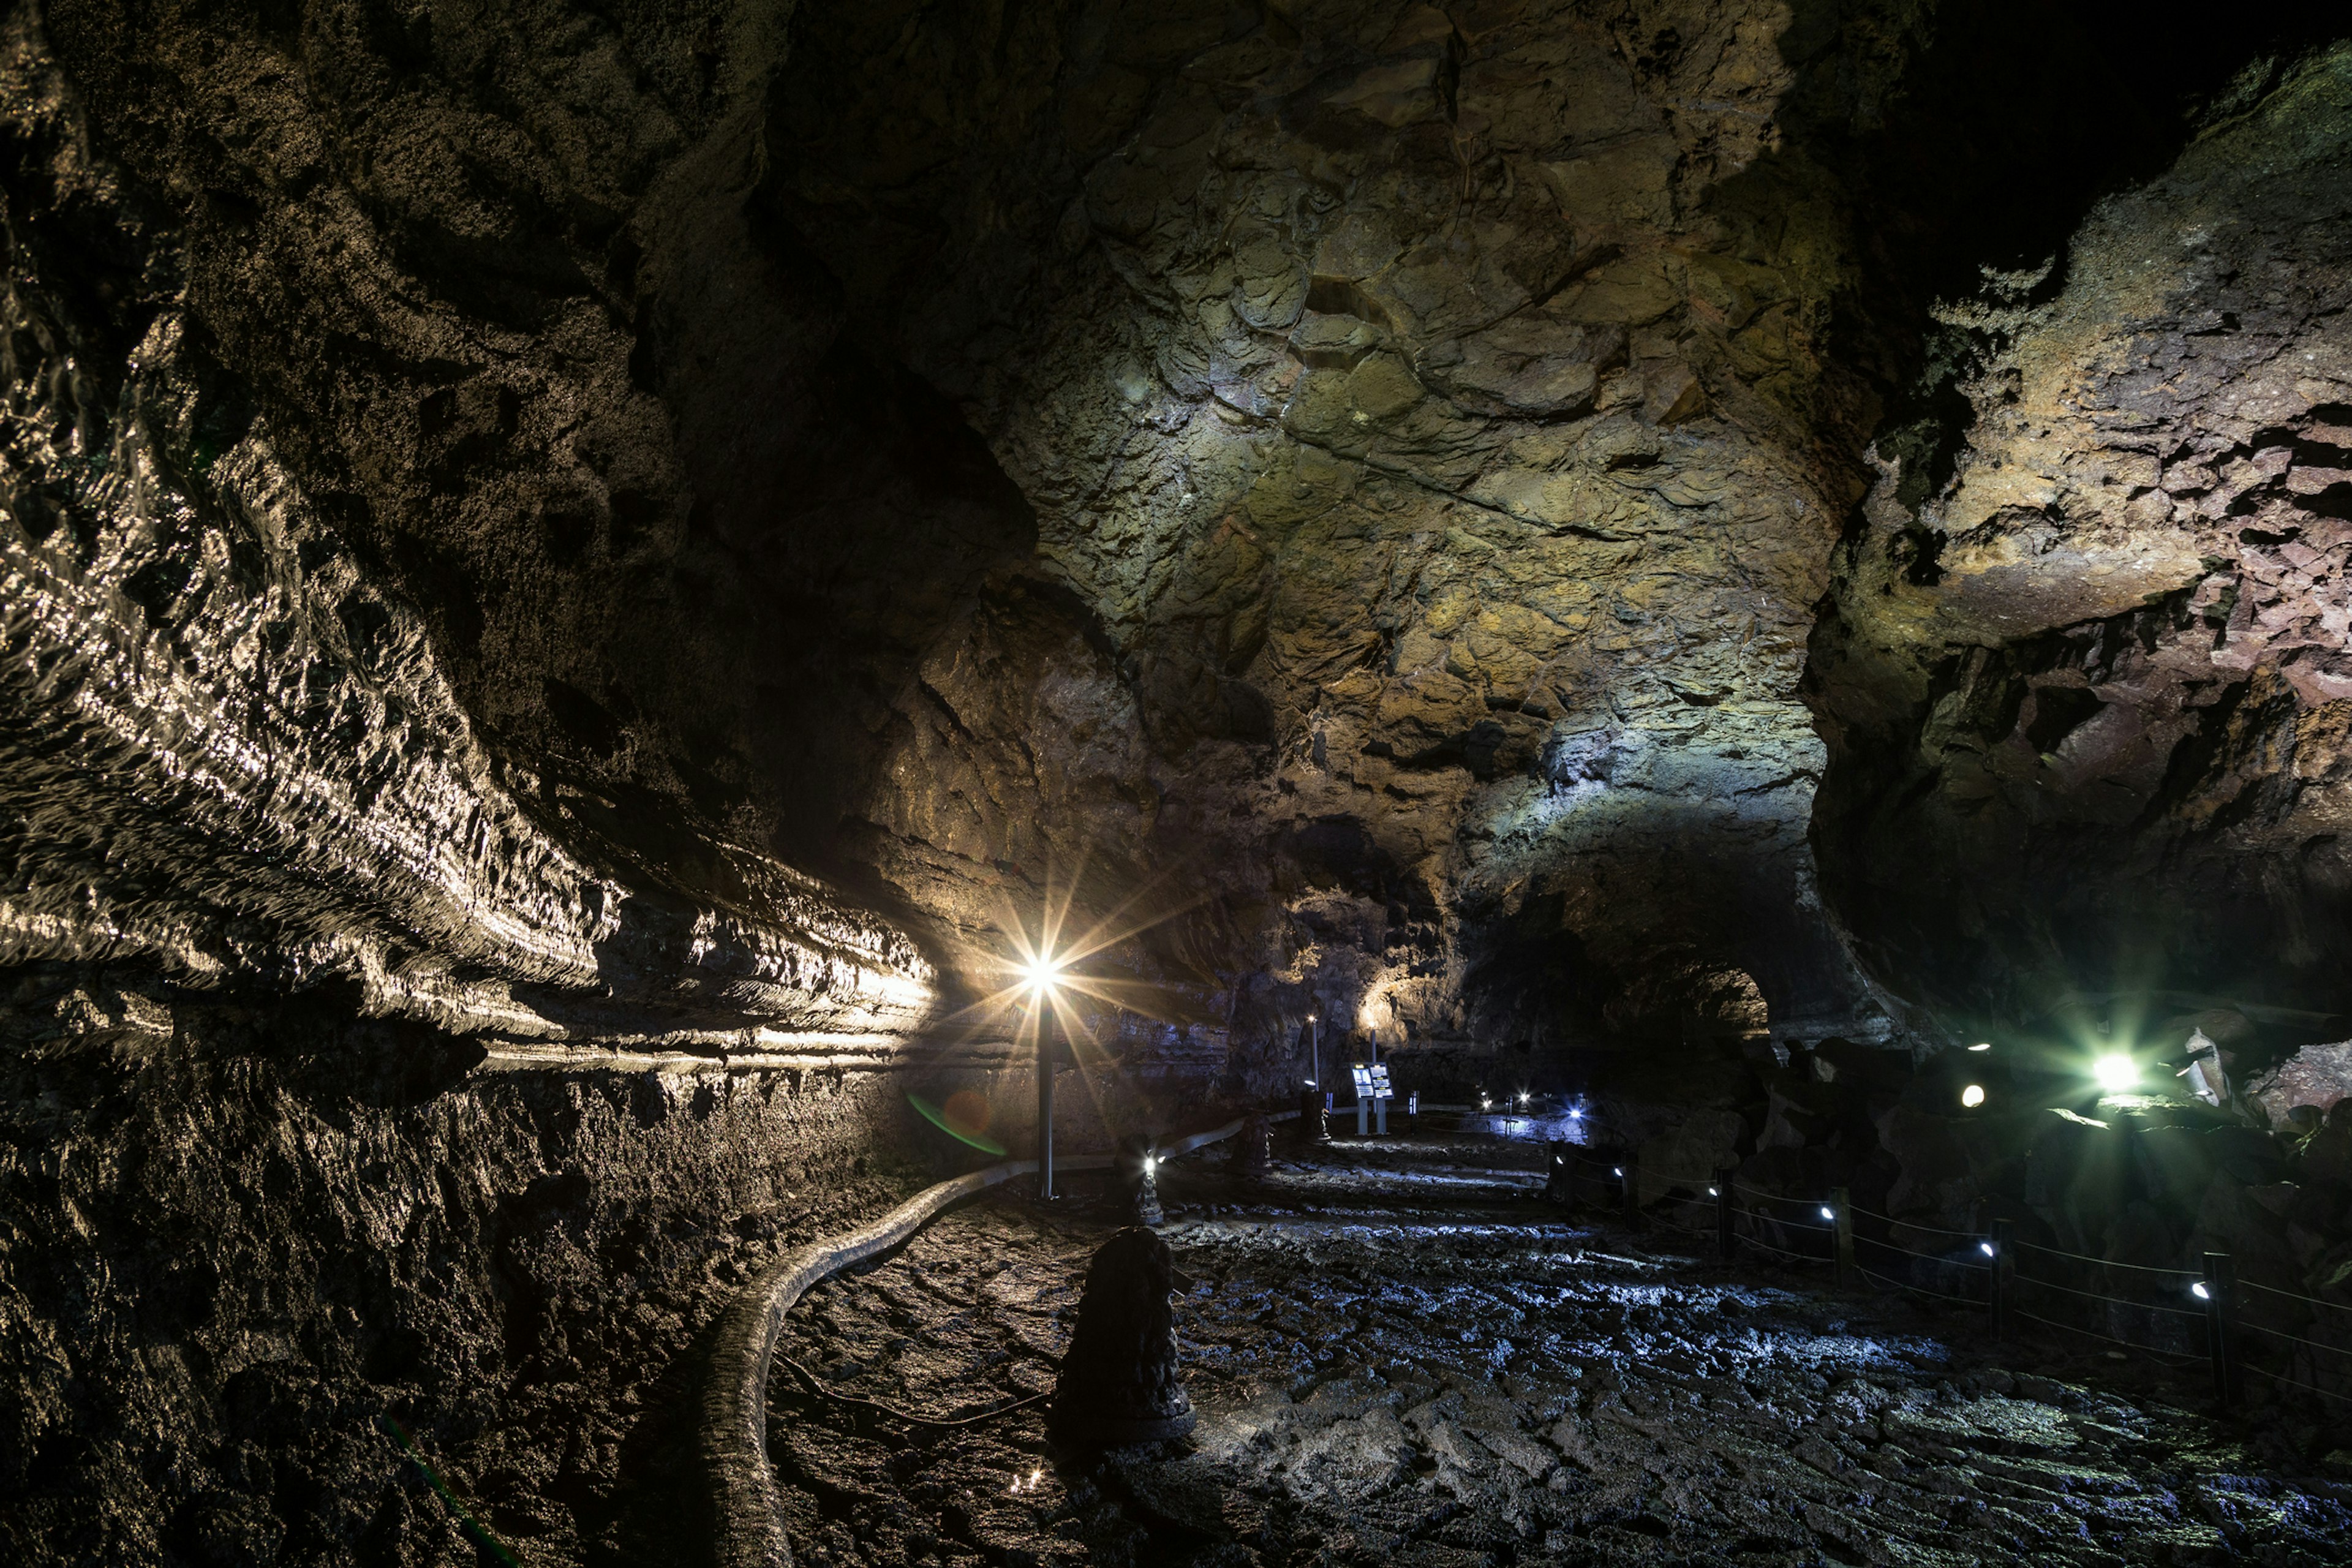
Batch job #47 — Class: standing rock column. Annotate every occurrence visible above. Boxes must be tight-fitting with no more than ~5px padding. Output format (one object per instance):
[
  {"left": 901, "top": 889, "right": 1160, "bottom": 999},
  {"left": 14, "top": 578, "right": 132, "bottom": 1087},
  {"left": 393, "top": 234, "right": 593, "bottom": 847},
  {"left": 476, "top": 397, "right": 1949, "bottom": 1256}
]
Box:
[{"left": 1048, "top": 1226, "right": 1196, "bottom": 1446}]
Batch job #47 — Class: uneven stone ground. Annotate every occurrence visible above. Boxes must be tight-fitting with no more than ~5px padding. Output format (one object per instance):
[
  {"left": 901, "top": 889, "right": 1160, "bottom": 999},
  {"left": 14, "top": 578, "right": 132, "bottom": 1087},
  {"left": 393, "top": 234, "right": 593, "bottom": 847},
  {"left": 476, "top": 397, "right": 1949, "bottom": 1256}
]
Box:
[{"left": 772, "top": 1129, "right": 2352, "bottom": 1567}]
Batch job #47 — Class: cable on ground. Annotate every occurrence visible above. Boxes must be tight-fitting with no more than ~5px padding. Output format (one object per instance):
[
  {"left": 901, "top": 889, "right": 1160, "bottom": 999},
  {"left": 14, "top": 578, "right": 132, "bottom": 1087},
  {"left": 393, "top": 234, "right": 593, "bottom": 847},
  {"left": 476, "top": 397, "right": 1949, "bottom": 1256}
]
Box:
[{"left": 776, "top": 1352, "right": 1051, "bottom": 1429}]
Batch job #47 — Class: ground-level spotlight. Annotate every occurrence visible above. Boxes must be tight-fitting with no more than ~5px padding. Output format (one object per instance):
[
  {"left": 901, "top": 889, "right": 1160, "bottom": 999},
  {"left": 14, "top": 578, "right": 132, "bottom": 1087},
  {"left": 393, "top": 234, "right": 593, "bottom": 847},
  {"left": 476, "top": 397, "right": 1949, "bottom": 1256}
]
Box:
[
  {"left": 1517, "top": 1091, "right": 1530, "bottom": 1106},
  {"left": 1613, "top": 1166, "right": 1625, "bottom": 1178},
  {"left": 1961, "top": 1084, "right": 1986, "bottom": 1109},
  {"left": 2192, "top": 1281, "right": 2212, "bottom": 1301},
  {"left": 2094, "top": 1053, "right": 2140, "bottom": 1093},
  {"left": 1708, "top": 1186, "right": 1719, "bottom": 1197},
  {"left": 1979, "top": 1242, "right": 1996, "bottom": 1257},
  {"left": 1819, "top": 1205, "right": 1834, "bottom": 1221}
]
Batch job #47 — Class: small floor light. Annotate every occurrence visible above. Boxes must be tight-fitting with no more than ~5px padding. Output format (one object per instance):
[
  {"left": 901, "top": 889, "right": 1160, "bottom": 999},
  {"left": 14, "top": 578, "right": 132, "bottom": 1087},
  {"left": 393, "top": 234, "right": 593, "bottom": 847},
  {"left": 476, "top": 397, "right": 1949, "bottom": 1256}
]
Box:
[{"left": 1961, "top": 1084, "right": 1986, "bottom": 1109}]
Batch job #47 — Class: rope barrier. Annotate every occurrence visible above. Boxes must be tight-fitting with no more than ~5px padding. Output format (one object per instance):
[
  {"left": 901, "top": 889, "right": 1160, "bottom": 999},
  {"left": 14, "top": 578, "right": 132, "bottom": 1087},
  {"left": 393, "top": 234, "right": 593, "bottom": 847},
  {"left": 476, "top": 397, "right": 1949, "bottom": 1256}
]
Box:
[
  {"left": 2014, "top": 1273, "right": 2204, "bottom": 1320},
  {"left": 1730, "top": 1216, "right": 1831, "bottom": 1251},
  {"left": 2244, "top": 1364, "right": 2352, "bottom": 1408},
  {"left": 1554, "top": 1160, "right": 2352, "bottom": 1421},
  {"left": 1845, "top": 1206, "right": 1981, "bottom": 1241},
  {"left": 2242, "top": 1279, "right": 2352, "bottom": 1316},
  {"left": 2013, "top": 1240, "right": 2198, "bottom": 1278},
  {"left": 2239, "top": 1321, "right": 2352, "bottom": 1360},
  {"left": 1855, "top": 1235, "right": 1991, "bottom": 1272},
  {"left": 1731, "top": 1207, "right": 1835, "bottom": 1233},
  {"left": 1551, "top": 1161, "right": 2352, "bottom": 1420},
  {"left": 2010, "top": 1308, "right": 2203, "bottom": 1367},
  {"left": 1645, "top": 1213, "right": 1716, "bottom": 1238},
  {"left": 1857, "top": 1264, "right": 1986, "bottom": 1308}
]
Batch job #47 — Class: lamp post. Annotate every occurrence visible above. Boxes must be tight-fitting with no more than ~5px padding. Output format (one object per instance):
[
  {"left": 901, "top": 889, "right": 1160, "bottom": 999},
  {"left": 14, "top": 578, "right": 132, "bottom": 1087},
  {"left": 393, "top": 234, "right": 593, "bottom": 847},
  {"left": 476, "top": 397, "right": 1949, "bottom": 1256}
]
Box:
[
  {"left": 1306, "top": 1011, "right": 1319, "bottom": 1089},
  {"left": 1024, "top": 955, "right": 1066, "bottom": 1200}
]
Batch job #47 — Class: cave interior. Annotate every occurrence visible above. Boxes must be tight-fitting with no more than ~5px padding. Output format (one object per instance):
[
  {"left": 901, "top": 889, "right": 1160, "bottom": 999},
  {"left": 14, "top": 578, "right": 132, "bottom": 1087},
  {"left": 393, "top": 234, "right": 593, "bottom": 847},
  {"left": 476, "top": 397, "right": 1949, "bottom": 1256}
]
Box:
[{"left": 7, "top": 1, "right": 2352, "bottom": 1564}]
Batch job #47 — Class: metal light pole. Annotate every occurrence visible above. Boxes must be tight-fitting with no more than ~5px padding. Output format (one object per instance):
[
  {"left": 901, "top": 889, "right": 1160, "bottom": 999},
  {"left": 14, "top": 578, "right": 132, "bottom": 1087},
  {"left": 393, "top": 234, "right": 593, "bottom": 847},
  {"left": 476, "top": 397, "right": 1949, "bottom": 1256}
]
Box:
[
  {"left": 1022, "top": 954, "right": 1067, "bottom": 1201},
  {"left": 1307, "top": 1011, "right": 1319, "bottom": 1088},
  {"left": 1037, "top": 1007, "right": 1057, "bottom": 1200}
]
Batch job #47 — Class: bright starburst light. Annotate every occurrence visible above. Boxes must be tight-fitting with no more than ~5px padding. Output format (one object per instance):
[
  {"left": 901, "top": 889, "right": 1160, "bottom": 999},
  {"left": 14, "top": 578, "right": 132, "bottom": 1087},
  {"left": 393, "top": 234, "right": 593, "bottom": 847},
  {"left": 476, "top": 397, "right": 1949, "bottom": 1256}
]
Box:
[
  {"left": 907, "top": 856, "right": 1210, "bottom": 1150},
  {"left": 2094, "top": 1053, "right": 2139, "bottom": 1093}
]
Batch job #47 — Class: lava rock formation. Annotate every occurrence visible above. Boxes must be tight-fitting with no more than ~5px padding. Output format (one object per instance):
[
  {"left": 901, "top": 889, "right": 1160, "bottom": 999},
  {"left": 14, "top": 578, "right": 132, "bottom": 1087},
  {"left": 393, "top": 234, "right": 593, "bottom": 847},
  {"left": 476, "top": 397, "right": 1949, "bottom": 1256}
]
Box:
[{"left": 6, "top": 1, "right": 2352, "bottom": 1564}]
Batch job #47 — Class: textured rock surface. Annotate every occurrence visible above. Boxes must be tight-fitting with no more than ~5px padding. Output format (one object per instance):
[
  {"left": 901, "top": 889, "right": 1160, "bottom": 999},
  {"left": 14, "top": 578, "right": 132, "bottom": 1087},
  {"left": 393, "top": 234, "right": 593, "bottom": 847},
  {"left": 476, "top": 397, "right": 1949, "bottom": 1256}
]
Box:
[
  {"left": 0, "top": 964, "right": 930, "bottom": 1564},
  {"left": 772, "top": 1172, "right": 2352, "bottom": 1568},
  {"left": 11, "top": 2, "right": 2352, "bottom": 1564},
  {"left": 0, "top": 2, "right": 944, "bottom": 1046},
  {"left": 771, "top": 0, "right": 1901, "bottom": 1053},
  {"left": 1807, "top": 45, "right": 2352, "bottom": 1027}
]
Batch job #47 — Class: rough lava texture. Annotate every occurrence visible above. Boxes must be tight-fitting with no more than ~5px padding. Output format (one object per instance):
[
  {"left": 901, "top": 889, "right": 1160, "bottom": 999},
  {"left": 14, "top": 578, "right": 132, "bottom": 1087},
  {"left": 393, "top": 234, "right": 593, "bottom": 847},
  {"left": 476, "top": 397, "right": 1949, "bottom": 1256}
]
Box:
[
  {"left": 9, "top": 1, "right": 2352, "bottom": 1564},
  {"left": 0, "top": 963, "right": 934, "bottom": 1566},
  {"left": 1807, "top": 43, "right": 2352, "bottom": 1030},
  {"left": 771, "top": 1163, "right": 2352, "bottom": 1568},
  {"left": 772, "top": 0, "right": 1909, "bottom": 1055}
]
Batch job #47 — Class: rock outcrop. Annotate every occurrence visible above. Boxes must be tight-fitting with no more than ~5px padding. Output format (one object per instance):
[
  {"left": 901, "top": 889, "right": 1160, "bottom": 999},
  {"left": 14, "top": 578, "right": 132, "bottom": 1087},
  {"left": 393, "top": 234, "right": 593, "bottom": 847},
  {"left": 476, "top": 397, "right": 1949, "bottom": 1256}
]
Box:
[{"left": 1807, "top": 44, "right": 2352, "bottom": 1029}]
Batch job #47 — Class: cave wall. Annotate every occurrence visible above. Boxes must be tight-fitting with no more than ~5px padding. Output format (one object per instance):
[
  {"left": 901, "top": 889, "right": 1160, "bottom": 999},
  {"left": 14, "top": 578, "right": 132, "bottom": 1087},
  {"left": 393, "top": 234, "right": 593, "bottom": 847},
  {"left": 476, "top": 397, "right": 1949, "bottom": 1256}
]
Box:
[
  {"left": 766, "top": 0, "right": 1930, "bottom": 1057},
  {"left": 0, "top": 964, "right": 950, "bottom": 1565},
  {"left": 9, "top": 2, "right": 2352, "bottom": 1561},
  {"left": 1807, "top": 42, "right": 2352, "bottom": 1031}
]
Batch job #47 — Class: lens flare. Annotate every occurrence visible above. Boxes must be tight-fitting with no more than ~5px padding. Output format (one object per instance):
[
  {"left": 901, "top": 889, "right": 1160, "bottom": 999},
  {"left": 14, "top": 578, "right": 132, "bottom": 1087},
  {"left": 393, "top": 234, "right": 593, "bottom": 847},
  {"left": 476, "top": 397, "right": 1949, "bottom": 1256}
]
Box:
[
  {"left": 2094, "top": 1053, "right": 2139, "bottom": 1093},
  {"left": 907, "top": 1091, "right": 1009, "bottom": 1155}
]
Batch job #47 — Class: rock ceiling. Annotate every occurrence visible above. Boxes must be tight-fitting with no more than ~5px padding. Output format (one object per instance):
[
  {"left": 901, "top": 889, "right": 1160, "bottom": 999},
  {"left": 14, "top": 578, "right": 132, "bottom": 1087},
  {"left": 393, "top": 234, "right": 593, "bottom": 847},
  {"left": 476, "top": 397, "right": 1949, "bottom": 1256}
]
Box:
[{"left": 4, "top": 1, "right": 2350, "bottom": 1068}]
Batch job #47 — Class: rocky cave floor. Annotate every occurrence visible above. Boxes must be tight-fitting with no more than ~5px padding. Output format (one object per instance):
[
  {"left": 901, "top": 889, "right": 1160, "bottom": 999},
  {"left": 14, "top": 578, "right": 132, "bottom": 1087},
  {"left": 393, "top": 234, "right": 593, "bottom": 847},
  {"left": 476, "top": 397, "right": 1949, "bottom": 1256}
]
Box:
[{"left": 770, "top": 1128, "right": 2352, "bottom": 1568}]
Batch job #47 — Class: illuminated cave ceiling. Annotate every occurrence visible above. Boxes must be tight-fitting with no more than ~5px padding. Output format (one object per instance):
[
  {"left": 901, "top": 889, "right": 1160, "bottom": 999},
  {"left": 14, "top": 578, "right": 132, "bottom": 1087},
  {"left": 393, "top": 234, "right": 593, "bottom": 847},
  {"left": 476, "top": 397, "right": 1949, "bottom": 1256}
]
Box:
[{"left": 6, "top": 1, "right": 2351, "bottom": 1062}]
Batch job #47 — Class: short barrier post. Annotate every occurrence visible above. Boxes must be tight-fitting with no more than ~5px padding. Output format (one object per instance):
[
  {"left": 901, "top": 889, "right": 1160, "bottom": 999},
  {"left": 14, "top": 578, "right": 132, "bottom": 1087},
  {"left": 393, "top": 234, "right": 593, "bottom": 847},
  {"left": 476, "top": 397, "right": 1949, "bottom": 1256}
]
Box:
[
  {"left": 1830, "top": 1188, "right": 1855, "bottom": 1287},
  {"left": 2202, "top": 1251, "right": 2240, "bottom": 1412},
  {"left": 1715, "top": 1166, "right": 1735, "bottom": 1262},
  {"left": 1990, "top": 1219, "right": 2014, "bottom": 1340}
]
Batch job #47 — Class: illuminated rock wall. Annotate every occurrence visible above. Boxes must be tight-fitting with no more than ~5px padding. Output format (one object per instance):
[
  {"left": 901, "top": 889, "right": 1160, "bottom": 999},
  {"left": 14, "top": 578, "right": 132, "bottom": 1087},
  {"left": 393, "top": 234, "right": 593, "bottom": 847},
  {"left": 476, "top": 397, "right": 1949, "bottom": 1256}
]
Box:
[{"left": 1807, "top": 44, "right": 2352, "bottom": 1027}]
